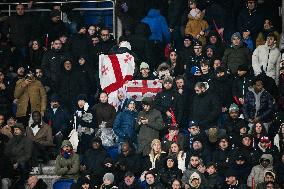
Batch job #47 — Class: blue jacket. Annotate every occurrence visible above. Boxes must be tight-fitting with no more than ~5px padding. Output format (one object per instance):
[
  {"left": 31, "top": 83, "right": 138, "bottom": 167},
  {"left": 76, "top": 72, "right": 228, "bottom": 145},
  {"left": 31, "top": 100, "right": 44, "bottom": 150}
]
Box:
[
  {"left": 113, "top": 109, "right": 138, "bottom": 143},
  {"left": 142, "top": 9, "right": 170, "bottom": 43}
]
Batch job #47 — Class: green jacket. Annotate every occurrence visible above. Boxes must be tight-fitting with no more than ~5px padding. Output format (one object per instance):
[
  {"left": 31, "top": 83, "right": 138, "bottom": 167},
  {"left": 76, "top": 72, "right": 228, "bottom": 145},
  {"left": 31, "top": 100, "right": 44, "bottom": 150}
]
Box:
[{"left": 55, "top": 152, "right": 80, "bottom": 180}]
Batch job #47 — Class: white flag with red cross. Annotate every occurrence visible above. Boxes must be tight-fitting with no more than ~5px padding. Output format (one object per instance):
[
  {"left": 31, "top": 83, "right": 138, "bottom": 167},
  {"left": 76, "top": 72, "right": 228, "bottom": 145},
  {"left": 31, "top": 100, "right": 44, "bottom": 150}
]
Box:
[
  {"left": 125, "top": 80, "right": 162, "bottom": 101},
  {"left": 99, "top": 53, "right": 135, "bottom": 93}
]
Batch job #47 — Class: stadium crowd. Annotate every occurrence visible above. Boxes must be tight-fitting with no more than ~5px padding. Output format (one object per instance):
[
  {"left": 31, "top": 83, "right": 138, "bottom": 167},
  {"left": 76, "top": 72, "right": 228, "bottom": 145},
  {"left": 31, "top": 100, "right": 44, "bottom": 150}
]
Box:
[{"left": 0, "top": 0, "right": 284, "bottom": 189}]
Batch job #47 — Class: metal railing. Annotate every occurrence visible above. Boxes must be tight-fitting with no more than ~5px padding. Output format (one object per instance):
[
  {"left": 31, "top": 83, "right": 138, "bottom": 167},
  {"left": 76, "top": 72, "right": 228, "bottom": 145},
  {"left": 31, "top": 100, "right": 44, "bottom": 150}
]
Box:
[{"left": 0, "top": 0, "right": 116, "bottom": 38}]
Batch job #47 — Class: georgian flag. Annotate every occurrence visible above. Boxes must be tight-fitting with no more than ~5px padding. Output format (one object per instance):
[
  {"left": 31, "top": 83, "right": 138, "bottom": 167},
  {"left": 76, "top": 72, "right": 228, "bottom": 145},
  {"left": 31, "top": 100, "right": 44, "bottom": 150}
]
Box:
[
  {"left": 99, "top": 53, "right": 135, "bottom": 93},
  {"left": 126, "top": 80, "right": 162, "bottom": 101}
]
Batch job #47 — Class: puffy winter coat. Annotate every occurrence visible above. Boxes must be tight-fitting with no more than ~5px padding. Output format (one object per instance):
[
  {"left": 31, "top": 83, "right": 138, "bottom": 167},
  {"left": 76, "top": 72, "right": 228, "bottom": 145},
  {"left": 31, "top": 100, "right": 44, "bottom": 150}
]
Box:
[
  {"left": 243, "top": 88, "right": 273, "bottom": 122},
  {"left": 142, "top": 9, "right": 170, "bottom": 43},
  {"left": 113, "top": 109, "right": 138, "bottom": 143},
  {"left": 252, "top": 42, "right": 281, "bottom": 84}
]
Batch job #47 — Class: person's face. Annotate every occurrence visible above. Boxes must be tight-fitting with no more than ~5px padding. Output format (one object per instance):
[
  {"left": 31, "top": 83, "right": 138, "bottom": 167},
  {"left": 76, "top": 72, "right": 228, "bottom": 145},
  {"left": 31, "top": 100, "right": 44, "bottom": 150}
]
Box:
[
  {"left": 242, "top": 137, "right": 251, "bottom": 146},
  {"left": 0, "top": 72, "right": 4, "bottom": 82},
  {"left": 206, "top": 166, "right": 216, "bottom": 175},
  {"left": 264, "top": 175, "right": 274, "bottom": 182},
  {"left": 117, "top": 91, "right": 125, "bottom": 101},
  {"left": 171, "top": 143, "right": 179, "bottom": 153},
  {"left": 7, "top": 118, "right": 16, "bottom": 127},
  {"left": 163, "top": 82, "right": 173, "bottom": 90},
  {"left": 101, "top": 30, "right": 110, "bottom": 41},
  {"left": 184, "top": 39, "right": 191, "bottom": 47},
  {"left": 27, "top": 176, "right": 38, "bottom": 189},
  {"left": 217, "top": 71, "right": 225, "bottom": 78},
  {"left": 194, "top": 86, "right": 205, "bottom": 95},
  {"left": 240, "top": 127, "right": 247, "bottom": 134},
  {"left": 238, "top": 70, "right": 247, "bottom": 77},
  {"left": 35, "top": 69, "right": 43, "bottom": 78},
  {"left": 170, "top": 52, "right": 177, "bottom": 62},
  {"left": 175, "top": 79, "right": 184, "bottom": 89},
  {"left": 263, "top": 20, "right": 272, "bottom": 30},
  {"left": 142, "top": 104, "right": 151, "bottom": 112},
  {"left": 189, "top": 2, "right": 196, "bottom": 9},
  {"left": 32, "top": 41, "right": 39, "bottom": 50},
  {"left": 141, "top": 68, "right": 150, "bottom": 77},
  {"left": 62, "top": 145, "right": 71, "bottom": 152},
  {"left": 146, "top": 174, "right": 155, "bottom": 185},
  {"left": 92, "top": 141, "right": 100, "bottom": 149},
  {"left": 0, "top": 115, "right": 4, "bottom": 125},
  {"left": 194, "top": 46, "right": 202, "bottom": 55},
  {"left": 167, "top": 159, "right": 175, "bottom": 168},
  {"left": 79, "top": 27, "right": 87, "bottom": 34},
  {"left": 77, "top": 100, "right": 85, "bottom": 108},
  {"left": 267, "top": 36, "right": 276, "bottom": 47},
  {"left": 124, "top": 176, "right": 135, "bottom": 186},
  {"left": 51, "top": 101, "right": 59, "bottom": 108},
  {"left": 281, "top": 125, "right": 284, "bottom": 134},
  {"left": 193, "top": 141, "right": 202, "bottom": 150},
  {"left": 172, "top": 180, "right": 181, "bottom": 189},
  {"left": 243, "top": 31, "right": 250, "bottom": 39},
  {"left": 260, "top": 141, "right": 270, "bottom": 149},
  {"left": 261, "top": 160, "right": 270, "bottom": 168},
  {"left": 14, "top": 128, "right": 22, "bottom": 136},
  {"left": 92, "top": 37, "right": 100, "bottom": 46},
  {"left": 254, "top": 81, "right": 263, "bottom": 93},
  {"left": 247, "top": 1, "right": 255, "bottom": 10},
  {"left": 100, "top": 93, "right": 108, "bottom": 103},
  {"left": 103, "top": 178, "right": 112, "bottom": 185},
  {"left": 236, "top": 159, "right": 245, "bottom": 165},
  {"left": 53, "top": 40, "right": 62, "bottom": 50},
  {"left": 232, "top": 37, "right": 241, "bottom": 46},
  {"left": 188, "top": 126, "right": 199, "bottom": 135},
  {"left": 88, "top": 26, "right": 96, "bottom": 36},
  {"left": 152, "top": 142, "right": 161, "bottom": 153},
  {"left": 121, "top": 143, "right": 130, "bottom": 155},
  {"left": 206, "top": 48, "right": 214, "bottom": 58},
  {"left": 213, "top": 60, "right": 221, "bottom": 70},
  {"left": 226, "top": 176, "right": 236, "bottom": 185},
  {"left": 190, "top": 156, "right": 200, "bottom": 167},
  {"left": 16, "top": 4, "right": 25, "bottom": 16},
  {"left": 64, "top": 61, "right": 72, "bottom": 71},
  {"left": 281, "top": 154, "right": 284, "bottom": 163},
  {"left": 229, "top": 110, "right": 239, "bottom": 119},
  {"left": 210, "top": 36, "right": 217, "bottom": 44},
  {"left": 128, "top": 103, "right": 135, "bottom": 111},
  {"left": 79, "top": 58, "right": 86, "bottom": 65},
  {"left": 266, "top": 184, "right": 275, "bottom": 189},
  {"left": 191, "top": 179, "right": 201, "bottom": 187},
  {"left": 17, "top": 67, "right": 25, "bottom": 76},
  {"left": 32, "top": 112, "right": 41, "bottom": 123},
  {"left": 255, "top": 123, "right": 262, "bottom": 133},
  {"left": 219, "top": 139, "right": 229, "bottom": 149},
  {"left": 82, "top": 183, "right": 90, "bottom": 189},
  {"left": 59, "top": 36, "right": 67, "bottom": 44},
  {"left": 201, "top": 64, "right": 209, "bottom": 74}
]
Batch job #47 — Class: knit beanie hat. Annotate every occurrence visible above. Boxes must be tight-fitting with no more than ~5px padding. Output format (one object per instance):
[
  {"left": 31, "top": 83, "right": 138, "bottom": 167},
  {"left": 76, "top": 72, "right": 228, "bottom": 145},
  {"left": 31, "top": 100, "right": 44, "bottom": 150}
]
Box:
[
  {"left": 231, "top": 32, "right": 241, "bottom": 41},
  {"left": 191, "top": 66, "right": 200, "bottom": 75},
  {"left": 229, "top": 103, "right": 239, "bottom": 112}
]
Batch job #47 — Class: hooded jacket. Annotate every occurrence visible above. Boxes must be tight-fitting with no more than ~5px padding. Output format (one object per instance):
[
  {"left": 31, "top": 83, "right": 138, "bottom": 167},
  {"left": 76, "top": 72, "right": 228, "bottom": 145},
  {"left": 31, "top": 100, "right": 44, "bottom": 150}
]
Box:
[
  {"left": 252, "top": 42, "right": 281, "bottom": 85},
  {"left": 247, "top": 154, "right": 273, "bottom": 187},
  {"left": 142, "top": 9, "right": 170, "bottom": 43}
]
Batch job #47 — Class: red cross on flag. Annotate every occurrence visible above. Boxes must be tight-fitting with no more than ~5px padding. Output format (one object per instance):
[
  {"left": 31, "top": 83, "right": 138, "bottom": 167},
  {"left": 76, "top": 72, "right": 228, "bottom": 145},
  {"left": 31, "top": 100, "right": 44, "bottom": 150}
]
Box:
[
  {"left": 99, "top": 53, "right": 135, "bottom": 93},
  {"left": 125, "top": 80, "right": 162, "bottom": 101}
]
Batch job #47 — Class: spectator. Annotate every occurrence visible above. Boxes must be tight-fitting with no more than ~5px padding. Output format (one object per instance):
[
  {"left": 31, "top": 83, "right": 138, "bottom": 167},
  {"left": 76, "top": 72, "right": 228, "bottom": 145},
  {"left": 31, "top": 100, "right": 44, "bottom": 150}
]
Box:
[
  {"left": 27, "top": 39, "right": 46, "bottom": 69},
  {"left": 273, "top": 123, "right": 284, "bottom": 152},
  {"left": 179, "top": 35, "right": 194, "bottom": 67},
  {"left": 243, "top": 76, "right": 273, "bottom": 132},
  {"left": 242, "top": 30, "right": 254, "bottom": 51},
  {"left": 35, "top": 67, "right": 51, "bottom": 95},
  {"left": 222, "top": 32, "right": 251, "bottom": 75},
  {"left": 113, "top": 99, "right": 138, "bottom": 145},
  {"left": 144, "top": 170, "right": 165, "bottom": 189},
  {"left": 116, "top": 88, "right": 128, "bottom": 113},
  {"left": 14, "top": 71, "right": 46, "bottom": 126},
  {"left": 188, "top": 137, "right": 212, "bottom": 165},
  {"left": 26, "top": 111, "right": 53, "bottom": 164},
  {"left": 55, "top": 140, "right": 80, "bottom": 179},
  {"left": 256, "top": 19, "right": 280, "bottom": 48},
  {"left": 183, "top": 171, "right": 205, "bottom": 189},
  {"left": 247, "top": 154, "right": 274, "bottom": 188},
  {"left": 168, "top": 142, "right": 188, "bottom": 173},
  {"left": 224, "top": 169, "right": 246, "bottom": 189},
  {"left": 205, "top": 162, "right": 223, "bottom": 189},
  {"left": 134, "top": 62, "right": 156, "bottom": 80},
  {"left": 95, "top": 28, "right": 116, "bottom": 55},
  {"left": 256, "top": 171, "right": 277, "bottom": 189},
  {"left": 229, "top": 154, "right": 251, "bottom": 185},
  {"left": 1, "top": 116, "right": 17, "bottom": 139},
  {"left": 92, "top": 92, "right": 116, "bottom": 128},
  {"left": 100, "top": 173, "right": 117, "bottom": 189},
  {"left": 206, "top": 30, "right": 225, "bottom": 58},
  {"left": 252, "top": 32, "right": 281, "bottom": 85},
  {"left": 162, "top": 126, "right": 185, "bottom": 153},
  {"left": 159, "top": 156, "right": 183, "bottom": 188},
  {"left": 118, "top": 171, "right": 142, "bottom": 189},
  {"left": 255, "top": 136, "right": 279, "bottom": 161},
  {"left": 274, "top": 152, "right": 284, "bottom": 184},
  {"left": 136, "top": 97, "right": 163, "bottom": 156},
  {"left": 4, "top": 123, "right": 33, "bottom": 187},
  {"left": 191, "top": 82, "right": 221, "bottom": 129},
  {"left": 166, "top": 50, "right": 185, "bottom": 77}
]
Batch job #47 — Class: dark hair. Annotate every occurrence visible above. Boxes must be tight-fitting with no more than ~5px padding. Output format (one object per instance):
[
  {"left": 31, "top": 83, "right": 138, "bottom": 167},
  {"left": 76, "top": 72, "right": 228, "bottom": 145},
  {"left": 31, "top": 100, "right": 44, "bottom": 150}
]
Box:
[
  {"left": 171, "top": 179, "right": 182, "bottom": 186},
  {"left": 145, "top": 170, "right": 156, "bottom": 179},
  {"left": 267, "top": 32, "right": 277, "bottom": 41},
  {"left": 194, "top": 82, "right": 206, "bottom": 89},
  {"left": 175, "top": 75, "right": 185, "bottom": 81}
]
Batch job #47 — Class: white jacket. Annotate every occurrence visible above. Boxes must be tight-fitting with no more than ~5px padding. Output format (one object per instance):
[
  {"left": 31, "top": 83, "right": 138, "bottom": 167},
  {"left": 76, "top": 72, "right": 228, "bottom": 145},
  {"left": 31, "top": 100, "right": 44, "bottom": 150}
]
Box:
[{"left": 252, "top": 42, "right": 281, "bottom": 84}]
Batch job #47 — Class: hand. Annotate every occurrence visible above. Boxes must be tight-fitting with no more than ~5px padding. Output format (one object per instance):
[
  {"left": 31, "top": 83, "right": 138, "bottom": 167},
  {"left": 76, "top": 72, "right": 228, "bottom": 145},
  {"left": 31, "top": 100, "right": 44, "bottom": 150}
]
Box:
[
  {"left": 11, "top": 47, "right": 16, "bottom": 52},
  {"left": 0, "top": 83, "right": 6, "bottom": 90},
  {"left": 218, "top": 28, "right": 224, "bottom": 35},
  {"left": 169, "top": 28, "right": 174, "bottom": 32},
  {"left": 178, "top": 88, "right": 183, "bottom": 94},
  {"left": 141, "top": 119, "right": 148, "bottom": 125},
  {"left": 197, "top": 165, "right": 206, "bottom": 173},
  {"left": 184, "top": 184, "right": 190, "bottom": 189},
  {"left": 13, "top": 99, "right": 18, "bottom": 104},
  {"left": 166, "top": 111, "right": 172, "bottom": 117},
  {"left": 222, "top": 107, "right": 228, "bottom": 112},
  {"left": 196, "top": 34, "right": 200, "bottom": 39},
  {"left": 200, "top": 31, "right": 205, "bottom": 36},
  {"left": 24, "top": 79, "right": 32, "bottom": 85},
  {"left": 80, "top": 165, "right": 86, "bottom": 171}
]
